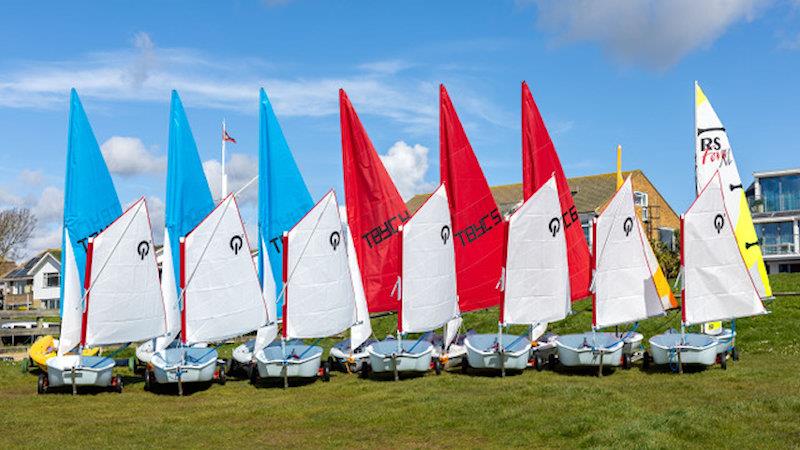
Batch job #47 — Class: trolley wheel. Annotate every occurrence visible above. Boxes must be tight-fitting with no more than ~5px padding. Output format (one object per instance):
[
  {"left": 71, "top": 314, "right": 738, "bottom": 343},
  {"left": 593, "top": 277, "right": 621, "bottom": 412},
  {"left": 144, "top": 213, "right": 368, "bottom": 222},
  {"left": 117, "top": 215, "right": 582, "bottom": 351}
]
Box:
[
  {"left": 37, "top": 372, "right": 48, "bottom": 395},
  {"left": 534, "top": 355, "right": 544, "bottom": 372},
  {"left": 642, "top": 351, "right": 651, "bottom": 370},
  {"left": 218, "top": 367, "right": 227, "bottom": 385},
  {"left": 548, "top": 353, "right": 557, "bottom": 369},
  {"left": 113, "top": 375, "right": 123, "bottom": 393},
  {"left": 731, "top": 346, "right": 739, "bottom": 362},
  {"left": 321, "top": 361, "right": 331, "bottom": 382},
  {"left": 433, "top": 359, "right": 442, "bottom": 375},
  {"left": 720, "top": 354, "right": 728, "bottom": 370},
  {"left": 622, "top": 354, "right": 632, "bottom": 370},
  {"left": 461, "top": 357, "right": 469, "bottom": 374},
  {"left": 143, "top": 370, "right": 153, "bottom": 391},
  {"left": 359, "top": 362, "right": 371, "bottom": 379}
]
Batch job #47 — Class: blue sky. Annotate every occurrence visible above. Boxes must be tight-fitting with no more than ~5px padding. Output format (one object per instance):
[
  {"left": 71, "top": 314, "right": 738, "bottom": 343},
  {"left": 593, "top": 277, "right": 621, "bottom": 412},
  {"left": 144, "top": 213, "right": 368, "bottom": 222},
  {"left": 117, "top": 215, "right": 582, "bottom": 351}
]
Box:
[{"left": 0, "top": 0, "right": 798, "bottom": 258}]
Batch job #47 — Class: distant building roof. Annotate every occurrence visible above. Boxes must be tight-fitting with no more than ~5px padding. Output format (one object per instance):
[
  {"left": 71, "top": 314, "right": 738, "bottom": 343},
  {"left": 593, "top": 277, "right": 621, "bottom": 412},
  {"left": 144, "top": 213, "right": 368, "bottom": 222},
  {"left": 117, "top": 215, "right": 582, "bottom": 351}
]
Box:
[{"left": 2, "top": 250, "right": 61, "bottom": 280}]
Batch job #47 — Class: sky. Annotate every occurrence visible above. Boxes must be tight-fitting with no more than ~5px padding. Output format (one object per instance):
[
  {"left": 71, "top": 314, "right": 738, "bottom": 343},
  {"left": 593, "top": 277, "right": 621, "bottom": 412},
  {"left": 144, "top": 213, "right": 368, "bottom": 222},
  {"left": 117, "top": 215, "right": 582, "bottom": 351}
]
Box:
[{"left": 0, "top": 0, "right": 798, "bottom": 259}]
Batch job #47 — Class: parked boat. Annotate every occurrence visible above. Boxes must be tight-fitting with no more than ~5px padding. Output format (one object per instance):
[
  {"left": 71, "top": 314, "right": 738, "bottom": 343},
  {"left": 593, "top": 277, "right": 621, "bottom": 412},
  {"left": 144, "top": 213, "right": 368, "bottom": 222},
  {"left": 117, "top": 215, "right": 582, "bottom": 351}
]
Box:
[
  {"left": 464, "top": 176, "right": 570, "bottom": 375},
  {"left": 365, "top": 185, "right": 460, "bottom": 380},
  {"left": 252, "top": 191, "right": 356, "bottom": 387}
]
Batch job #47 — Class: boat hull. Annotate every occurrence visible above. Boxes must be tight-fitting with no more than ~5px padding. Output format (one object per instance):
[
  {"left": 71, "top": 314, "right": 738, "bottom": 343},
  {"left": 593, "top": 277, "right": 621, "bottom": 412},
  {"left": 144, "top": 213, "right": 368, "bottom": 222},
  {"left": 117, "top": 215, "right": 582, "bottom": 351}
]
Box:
[
  {"left": 556, "top": 332, "right": 625, "bottom": 367},
  {"left": 150, "top": 347, "right": 218, "bottom": 384},
  {"left": 329, "top": 338, "right": 375, "bottom": 372},
  {"left": 463, "top": 334, "right": 531, "bottom": 371},
  {"left": 648, "top": 332, "right": 718, "bottom": 366},
  {"left": 46, "top": 355, "right": 115, "bottom": 387},
  {"left": 255, "top": 344, "right": 323, "bottom": 378},
  {"left": 367, "top": 339, "right": 433, "bottom": 373}
]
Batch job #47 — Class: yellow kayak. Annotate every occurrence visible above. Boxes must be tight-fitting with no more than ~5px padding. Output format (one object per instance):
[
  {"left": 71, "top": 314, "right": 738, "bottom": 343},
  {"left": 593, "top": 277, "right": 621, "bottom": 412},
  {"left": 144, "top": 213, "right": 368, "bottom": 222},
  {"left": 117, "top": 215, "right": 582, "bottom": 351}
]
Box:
[{"left": 28, "top": 335, "right": 100, "bottom": 370}]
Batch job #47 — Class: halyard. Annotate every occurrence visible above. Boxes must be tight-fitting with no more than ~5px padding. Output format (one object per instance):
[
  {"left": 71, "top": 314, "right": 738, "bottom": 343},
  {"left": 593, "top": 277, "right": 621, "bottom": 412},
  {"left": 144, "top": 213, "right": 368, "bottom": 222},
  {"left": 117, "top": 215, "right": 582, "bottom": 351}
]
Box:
[{"left": 2, "top": 274, "right": 799, "bottom": 448}]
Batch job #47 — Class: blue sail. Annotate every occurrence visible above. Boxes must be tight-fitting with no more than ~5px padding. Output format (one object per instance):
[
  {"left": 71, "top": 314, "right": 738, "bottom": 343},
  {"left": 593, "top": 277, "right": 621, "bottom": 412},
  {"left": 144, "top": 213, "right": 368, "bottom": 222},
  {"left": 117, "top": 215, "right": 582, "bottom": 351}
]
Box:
[
  {"left": 60, "top": 89, "right": 122, "bottom": 315},
  {"left": 258, "top": 88, "right": 314, "bottom": 318},
  {"left": 165, "top": 90, "right": 215, "bottom": 298}
]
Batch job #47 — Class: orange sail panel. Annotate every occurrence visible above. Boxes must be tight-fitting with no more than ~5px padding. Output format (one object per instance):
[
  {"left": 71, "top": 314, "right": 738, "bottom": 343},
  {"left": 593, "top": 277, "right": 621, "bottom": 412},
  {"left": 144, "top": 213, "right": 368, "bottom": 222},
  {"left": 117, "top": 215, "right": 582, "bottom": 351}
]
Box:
[
  {"left": 521, "top": 81, "right": 591, "bottom": 301},
  {"left": 340, "top": 89, "right": 409, "bottom": 313},
  {"left": 439, "top": 85, "right": 504, "bottom": 312}
]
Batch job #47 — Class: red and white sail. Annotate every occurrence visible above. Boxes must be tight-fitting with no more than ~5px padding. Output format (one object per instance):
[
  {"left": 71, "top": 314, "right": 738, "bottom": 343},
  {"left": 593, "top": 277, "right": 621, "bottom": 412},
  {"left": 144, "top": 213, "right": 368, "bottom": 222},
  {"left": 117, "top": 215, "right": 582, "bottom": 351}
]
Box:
[
  {"left": 83, "top": 199, "right": 166, "bottom": 347},
  {"left": 440, "top": 84, "right": 504, "bottom": 312},
  {"left": 683, "top": 172, "right": 767, "bottom": 325},
  {"left": 400, "top": 185, "right": 459, "bottom": 333},
  {"left": 344, "top": 222, "right": 372, "bottom": 352},
  {"left": 502, "top": 176, "right": 570, "bottom": 325},
  {"left": 340, "top": 89, "right": 409, "bottom": 314},
  {"left": 284, "top": 191, "right": 356, "bottom": 339},
  {"left": 181, "top": 195, "right": 267, "bottom": 345},
  {"left": 521, "top": 82, "right": 591, "bottom": 301}
]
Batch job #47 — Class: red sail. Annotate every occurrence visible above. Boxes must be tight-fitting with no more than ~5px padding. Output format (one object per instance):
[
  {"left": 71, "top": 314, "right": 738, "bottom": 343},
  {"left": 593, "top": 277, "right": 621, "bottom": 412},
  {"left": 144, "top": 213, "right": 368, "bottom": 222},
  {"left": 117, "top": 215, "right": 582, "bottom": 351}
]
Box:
[
  {"left": 521, "top": 81, "right": 591, "bottom": 300},
  {"left": 439, "top": 84, "right": 503, "bottom": 312},
  {"left": 340, "top": 89, "right": 409, "bottom": 313}
]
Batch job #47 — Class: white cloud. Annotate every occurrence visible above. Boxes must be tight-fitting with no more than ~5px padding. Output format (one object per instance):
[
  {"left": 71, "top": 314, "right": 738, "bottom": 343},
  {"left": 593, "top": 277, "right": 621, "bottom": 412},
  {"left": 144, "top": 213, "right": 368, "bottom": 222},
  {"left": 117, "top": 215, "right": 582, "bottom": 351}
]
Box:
[
  {"left": 100, "top": 136, "right": 166, "bottom": 176},
  {"left": 203, "top": 153, "right": 258, "bottom": 204},
  {"left": 379, "top": 141, "right": 435, "bottom": 200},
  {"left": 26, "top": 226, "right": 62, "bottom": 258},
  {"left": 125, "top": 31, "right": 157, "bottom": 88},
  {"left": 33, "top": 186, "right": 63, "bottom": 224},
  {"left": 18, "top": 169, "right": 43, "bottom": 185},
  {"left": 0, "top": 189, "right": 23, "bottom": 207},
  {"left": 531, "top": 0, "right": 769, "bottom": 69}
]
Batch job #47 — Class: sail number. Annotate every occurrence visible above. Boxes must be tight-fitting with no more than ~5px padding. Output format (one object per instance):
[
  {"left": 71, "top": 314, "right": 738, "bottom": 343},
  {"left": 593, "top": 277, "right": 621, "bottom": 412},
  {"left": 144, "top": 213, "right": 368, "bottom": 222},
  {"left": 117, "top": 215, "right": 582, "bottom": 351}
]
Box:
[
  {"left": 454, "top": 209, "right": 502, "bottom": 246},
  {"left": 361, "top": 211, "right": 411, "bottom": 249}
]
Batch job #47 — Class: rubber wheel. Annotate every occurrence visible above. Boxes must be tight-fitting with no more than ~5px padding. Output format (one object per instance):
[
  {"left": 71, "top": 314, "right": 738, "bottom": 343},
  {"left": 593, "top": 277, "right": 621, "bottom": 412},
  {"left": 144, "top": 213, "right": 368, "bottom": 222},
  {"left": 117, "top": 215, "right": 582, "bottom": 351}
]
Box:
[
  {"left": 113, "top": 375, "right": 123, "bottom": 393},
  {"left": 434, "top": 359, "right": 442, "bottom": 375},
  {"left": 249, "top": 364, "right": 259, "bottom": 385},
  {"left": 720, "top": 354, "right": 728, "bottom": 370},
  {"left": 622, "top": 354, "right": 632, "bottom": 370},
  {"left": 218, "top": 367, "right": 227, "bottom": 385},
  {"left": 37, "top": 372, "right": 48, "bottom": 395},
  {"left": 461, "top": 357, "right": 469, "bottom": 374},
  {"left": 732, "top": 346, "right": 739, "bottom": 362},
  {"left": 143, "top": 370, "right": 152, "bottom": 391},
  {"left": 321, "top": 361, "right": 331, "bottom": 382},
  {"left": 548, "top": 353, "right": 557, "bottom": 369},
  {"left": 533, "top": 355, "right": 543, "bottom": 372},
  {"left": 359, "top": 362, "right": 371, "bottom": 379},
  {"left": 642, "top": 351, "right": 651, "bottom": 370}
]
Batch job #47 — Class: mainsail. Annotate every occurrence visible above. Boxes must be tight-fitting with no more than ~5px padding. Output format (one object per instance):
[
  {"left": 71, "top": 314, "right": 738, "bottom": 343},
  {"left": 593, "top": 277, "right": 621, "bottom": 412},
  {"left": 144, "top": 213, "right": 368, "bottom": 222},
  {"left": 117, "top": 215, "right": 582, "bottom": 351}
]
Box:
[
  {"left": 283, "top": 191, "right": 355, "bottom": 339},
  {"left": 694, "top": 82, "right": 771, "bottom": 298},
  {"left": 181, "top": 195, "right": 267, "bottom": 345},
  {"left": 683, "top": 172, "right": 767, "bottom": 325},
  {"left": 344, "top": 222, "right": 372, "bottom": 351},
  {"left": 502, "top": 175, "right": 570, "bottom": 325},
  {"left": 440, "top": 84, "right": 503, "bottom": 312},
  {"left": 340, "top": 89, "right": 409, "bottom": 313},
  {"left": 399, "top": 185, "right": 459, "bottom": 333},
  {"left": 82, "top": 199, "right": 166, "bottom": 347},
  {"left": 258, "top": 88, "right": 314, "bottom": 322},
  {"left": 593, "top": 177, "right": 674, "bottom": 328},
  {"left": 159, "top": 90, "right": 216, "bottom": 349},
  {"left": 58, "top": 89, "right": 122, "bottom": 355},
  {"left": 521, "top": 82, "right": 591, "bottom": 301}
]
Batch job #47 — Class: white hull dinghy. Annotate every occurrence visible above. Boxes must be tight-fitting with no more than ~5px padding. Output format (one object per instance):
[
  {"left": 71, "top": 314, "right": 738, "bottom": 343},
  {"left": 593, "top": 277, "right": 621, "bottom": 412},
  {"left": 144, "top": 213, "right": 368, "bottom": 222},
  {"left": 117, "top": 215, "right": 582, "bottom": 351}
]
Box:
[
  {"left": 43, "top": 198, "right": 166, "bottom": 394},
  {"left": 529, "top": 323, "right": 560, "bottom": 370},
  {"left": 464, "top": 176, "right": 571, "bottom": 375},
  {"left": 365, "top": 185, "right": 460, "bottom": 380},
  {"left": 648, "top": 171, "right": 767, "bottom": 372},
  {"left": 557, "top": 177, "right": 677, "bottom": 375},
  {"left": 430, "top": 317, "right": 468, "bottom": 369},
  {"left": 252, "top": 191, "right": 356, "bottom": 387}
]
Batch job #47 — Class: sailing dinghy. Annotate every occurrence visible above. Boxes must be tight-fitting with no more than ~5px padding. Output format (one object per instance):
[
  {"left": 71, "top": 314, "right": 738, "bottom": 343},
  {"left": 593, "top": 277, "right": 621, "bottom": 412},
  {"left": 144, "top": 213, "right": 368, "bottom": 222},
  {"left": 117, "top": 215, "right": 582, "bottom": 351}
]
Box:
[
  {"left": 365, "top": 185, "right": 460, "bottom": 380},
  {"left": 648, "top": 172, "right": 767, "bottom": 371},
  {"left": 464, "top": 176, "right": 570, "bottom": 375},
  {"left": 252, "top": 191, "right": 356, "bottom": 387},
  {"left": 556, "top": 177, "right": 676, "bottom": 373}
]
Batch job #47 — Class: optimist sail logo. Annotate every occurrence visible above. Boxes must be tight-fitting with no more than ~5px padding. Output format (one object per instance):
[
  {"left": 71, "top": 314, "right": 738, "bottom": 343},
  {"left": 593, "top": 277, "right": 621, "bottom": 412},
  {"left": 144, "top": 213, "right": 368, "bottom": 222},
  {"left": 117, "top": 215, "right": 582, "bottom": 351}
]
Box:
[
  {"left": 229, "top": 235, "right": 243, "bottom": 255},
  {"left": 623, "top": 217, "right": 634, "bottom": 237},
  {"left": 548, "top": 217, "right": 561, "bottom": 237},
  {"left": 714, "top": 214, "right": 725, "bottom": 233},
  {"left": 137, "top": 241, "right": 150, "bottom": 260},
  {"left": 440, "top": 225, "right": 451, "bottom": 244},
  {"left": 329, "top": 231, "right": 341, "bottom": 251}
]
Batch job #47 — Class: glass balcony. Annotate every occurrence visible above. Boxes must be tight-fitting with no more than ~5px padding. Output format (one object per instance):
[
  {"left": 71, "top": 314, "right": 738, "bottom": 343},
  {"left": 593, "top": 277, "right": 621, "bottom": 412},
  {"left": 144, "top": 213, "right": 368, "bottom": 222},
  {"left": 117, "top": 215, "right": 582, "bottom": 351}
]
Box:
[{"left": 760, "top": 175, "right": 800, "bottom": 212}]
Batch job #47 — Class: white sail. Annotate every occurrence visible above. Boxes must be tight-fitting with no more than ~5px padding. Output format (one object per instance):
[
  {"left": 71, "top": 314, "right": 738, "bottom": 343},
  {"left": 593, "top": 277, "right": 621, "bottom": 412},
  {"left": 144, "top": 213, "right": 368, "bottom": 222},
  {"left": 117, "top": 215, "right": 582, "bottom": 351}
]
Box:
[
  {"left": 84, "top": 199, "right": 166, "bottom": 347},
  {"left": 694, "top": 82, "right": 771, "bottom": 298},
  {"left": 285, "top": 191, "right": 356, "bottom": 339},
  {"left": 444, "top": 316, "right": 462, "bottom": 349},
  {"left": 683, "top": 172, "right": 767, "bottom": 325},
  {"left": 503, "top": 175, "right": 570, "bottom": 325},
  {"left": 155, "top": 229, "right": 180, "bottom": 351},
  {"left": 57, "top": 229, "right": 83, "bottom": 356},
  {"left": 400, "top": 184, "right": 459, "bottom": 333},
  {"left": 594, "top": 177, "right": 664, "bottom": 328},
  {"left": 344, "top": 223, "right": 372, "bottom": 351},
  {"left": 252, "top": 239, "right": 279, "bottom": 358},
  {"left": 182, "top": 195, "right": 267, "bottom": 345}
]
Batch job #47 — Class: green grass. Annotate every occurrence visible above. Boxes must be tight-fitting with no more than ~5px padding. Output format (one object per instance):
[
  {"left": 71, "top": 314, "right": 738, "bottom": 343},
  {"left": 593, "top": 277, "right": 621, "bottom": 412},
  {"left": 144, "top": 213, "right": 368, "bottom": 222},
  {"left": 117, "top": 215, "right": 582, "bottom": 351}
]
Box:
[{"left": 3, "top": 274, "right": 800, "bottom": 449}]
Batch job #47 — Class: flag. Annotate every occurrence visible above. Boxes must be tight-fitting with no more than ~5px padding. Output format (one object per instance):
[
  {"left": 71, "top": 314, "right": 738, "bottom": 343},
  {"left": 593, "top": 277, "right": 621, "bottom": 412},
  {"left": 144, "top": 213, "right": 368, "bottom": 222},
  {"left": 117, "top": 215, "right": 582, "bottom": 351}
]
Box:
[{"left": 223, "top": 129, "right": 237, "bottom": 144}]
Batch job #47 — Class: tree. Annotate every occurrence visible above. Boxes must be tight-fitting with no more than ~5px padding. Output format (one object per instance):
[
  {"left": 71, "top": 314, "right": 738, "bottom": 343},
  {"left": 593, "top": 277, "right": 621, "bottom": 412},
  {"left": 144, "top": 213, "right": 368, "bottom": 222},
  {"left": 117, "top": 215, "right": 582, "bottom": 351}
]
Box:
[
  {"left": 652, "top": 229, "right": 681, "bottom": 281},
  {"left": 0, "top": 208, "right": 37, "bottom": 261}
]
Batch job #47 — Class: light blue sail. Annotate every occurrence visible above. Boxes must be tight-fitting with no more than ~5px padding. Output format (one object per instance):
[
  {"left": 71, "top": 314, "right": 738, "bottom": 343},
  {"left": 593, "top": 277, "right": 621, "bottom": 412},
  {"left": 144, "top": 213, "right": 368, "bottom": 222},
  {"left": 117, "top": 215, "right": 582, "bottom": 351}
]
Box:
[
  {"left": 165, "top": 90, "right": 215, "bottom": 298},
  {"left": 258, "top": 88, "right": 314, "bottom": 318},
  {"left": 60, "top": 89, "right": 122, "bottom": 315}
]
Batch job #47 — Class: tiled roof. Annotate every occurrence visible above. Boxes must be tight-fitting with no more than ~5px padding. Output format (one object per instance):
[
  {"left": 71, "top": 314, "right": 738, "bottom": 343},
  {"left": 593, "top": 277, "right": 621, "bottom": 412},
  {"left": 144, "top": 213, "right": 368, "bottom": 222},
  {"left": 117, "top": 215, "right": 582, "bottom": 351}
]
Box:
[{"left": 2, "top": 250, "right": 61, "bottom": 279}]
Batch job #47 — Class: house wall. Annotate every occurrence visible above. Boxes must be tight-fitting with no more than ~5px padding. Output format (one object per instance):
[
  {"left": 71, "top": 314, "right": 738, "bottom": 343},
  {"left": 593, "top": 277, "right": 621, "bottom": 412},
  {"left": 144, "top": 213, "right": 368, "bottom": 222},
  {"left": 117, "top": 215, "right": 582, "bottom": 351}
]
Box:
[
  {"left": 630, "top": 172, "right": 680, "bottom": 244},
  {"left": 32, "top": 259, "right": 60, "bottom": 309}
]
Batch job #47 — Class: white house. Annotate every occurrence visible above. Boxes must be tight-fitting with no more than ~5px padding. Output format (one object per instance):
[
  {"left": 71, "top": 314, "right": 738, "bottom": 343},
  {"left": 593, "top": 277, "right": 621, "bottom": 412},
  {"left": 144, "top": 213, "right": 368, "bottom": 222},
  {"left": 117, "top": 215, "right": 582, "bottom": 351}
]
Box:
[{"left": 1, "top": 250, "right": 61, "bottom": 310}]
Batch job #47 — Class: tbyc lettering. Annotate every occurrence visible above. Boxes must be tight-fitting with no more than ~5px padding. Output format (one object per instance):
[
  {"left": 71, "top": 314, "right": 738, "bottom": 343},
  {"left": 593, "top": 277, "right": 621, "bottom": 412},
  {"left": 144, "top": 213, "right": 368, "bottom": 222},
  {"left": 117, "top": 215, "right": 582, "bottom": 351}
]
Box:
[
  {"left": 454, "top": 208, "right": 502, "bottom": 246},
  {"left": 361, "top": 211, "right": 411, "bottom": 249}
]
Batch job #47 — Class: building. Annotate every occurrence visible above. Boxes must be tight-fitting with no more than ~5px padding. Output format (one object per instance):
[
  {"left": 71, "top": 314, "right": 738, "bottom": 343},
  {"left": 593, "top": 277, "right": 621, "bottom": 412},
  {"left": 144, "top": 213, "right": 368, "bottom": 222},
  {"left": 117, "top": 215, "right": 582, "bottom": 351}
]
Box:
[
  {"left": 0, "top": 249, "right": 61, "bottom": 310},
  {"left": 406, "top": 169, "right": 680, "bottom": 249},
  {"left": 747, "top": 168, "right": 800, "bottom": 273}
]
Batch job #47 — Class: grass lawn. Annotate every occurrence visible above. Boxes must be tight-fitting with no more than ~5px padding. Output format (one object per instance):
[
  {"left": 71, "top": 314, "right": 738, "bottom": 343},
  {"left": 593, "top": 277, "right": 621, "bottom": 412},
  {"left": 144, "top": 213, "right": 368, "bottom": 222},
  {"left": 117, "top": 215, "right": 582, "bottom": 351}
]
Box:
[{"left": 2, "top": 274, "right": 799, "bottom": 448}]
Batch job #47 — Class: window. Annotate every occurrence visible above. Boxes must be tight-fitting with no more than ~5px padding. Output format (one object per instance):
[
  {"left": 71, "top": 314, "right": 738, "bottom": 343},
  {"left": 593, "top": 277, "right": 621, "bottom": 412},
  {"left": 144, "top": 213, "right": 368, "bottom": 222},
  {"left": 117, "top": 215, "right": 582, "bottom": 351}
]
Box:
[
  {"left": 760, "top": 174, "right": 800, "bottom": 212},
  {"left": 43, "top": 272, "right": 59, "bottom": 288},
  {"left": 633, "top": 191, "right": 649, "bottom": 207},
  {"left": 658, "top": 227, "right": 676, "bottom": 251},
  {"left": 756, "top": 221, "right": 796, "bottom": 255}
]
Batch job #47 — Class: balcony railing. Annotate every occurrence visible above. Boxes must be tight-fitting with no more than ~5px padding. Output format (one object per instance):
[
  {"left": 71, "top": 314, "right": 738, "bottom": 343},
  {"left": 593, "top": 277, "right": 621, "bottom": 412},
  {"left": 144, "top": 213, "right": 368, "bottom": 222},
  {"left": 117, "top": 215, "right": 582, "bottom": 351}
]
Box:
[{"left": 761, "top": 243, "right": 799, "bottom": 256}]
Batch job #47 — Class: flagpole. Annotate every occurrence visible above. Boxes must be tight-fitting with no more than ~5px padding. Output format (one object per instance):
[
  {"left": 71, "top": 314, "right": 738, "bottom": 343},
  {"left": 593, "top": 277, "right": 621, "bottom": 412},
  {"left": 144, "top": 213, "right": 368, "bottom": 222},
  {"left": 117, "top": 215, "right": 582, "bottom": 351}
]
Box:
[{"left": 221, "top": 119, "right": 228, "bottom": 199}]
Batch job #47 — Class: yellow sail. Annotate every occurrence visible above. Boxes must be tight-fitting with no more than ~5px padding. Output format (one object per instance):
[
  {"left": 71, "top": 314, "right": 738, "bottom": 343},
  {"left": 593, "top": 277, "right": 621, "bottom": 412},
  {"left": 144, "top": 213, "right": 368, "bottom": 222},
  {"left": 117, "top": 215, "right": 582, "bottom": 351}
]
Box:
[{"left": 616, "top": 145, "right": 623, "bottom": 190}]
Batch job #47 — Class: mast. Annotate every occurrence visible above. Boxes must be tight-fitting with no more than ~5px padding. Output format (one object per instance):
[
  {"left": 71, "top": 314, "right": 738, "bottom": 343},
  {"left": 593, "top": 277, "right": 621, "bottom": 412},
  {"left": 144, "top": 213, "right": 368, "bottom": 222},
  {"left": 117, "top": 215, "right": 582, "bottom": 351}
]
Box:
[
  {"left": 591, "top": 218, "right": 597, "bottom": 329},
  {"left": 396, "top": 225, "right": 404, "bottom": 337},
  {"left": 179, "top": 237, "right": 187, "bottom": 344},
  {"left": 79, "top": 238, "right": 94, "bottom": 348},
  {"left": 498, "top": 220, "right": 509, "bottom": 326},
  {"left": 281, "top": 233, "right": 289, "bottom": 339}
]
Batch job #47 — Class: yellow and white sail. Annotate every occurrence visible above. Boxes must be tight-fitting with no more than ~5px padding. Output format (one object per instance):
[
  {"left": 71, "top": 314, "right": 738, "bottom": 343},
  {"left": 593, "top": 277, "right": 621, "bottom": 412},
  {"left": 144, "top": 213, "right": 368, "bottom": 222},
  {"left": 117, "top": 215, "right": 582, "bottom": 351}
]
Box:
[{"left": 694, "top": 82, "right": 772, "bottom": 298}]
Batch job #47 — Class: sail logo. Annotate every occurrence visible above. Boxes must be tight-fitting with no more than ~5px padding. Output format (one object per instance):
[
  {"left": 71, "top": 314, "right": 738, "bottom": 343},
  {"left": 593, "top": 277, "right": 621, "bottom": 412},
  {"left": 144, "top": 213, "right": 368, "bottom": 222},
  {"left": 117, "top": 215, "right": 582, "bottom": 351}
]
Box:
[
  {"left": 441, "top": 225, "right": 451, "bottom": 244},
  {"left": 361, "top": 210, "right": 411, "bottom": 249},
  {"left": 697, "top": 127, "right": 732, "bottom": 166},
  {"left": 137, "top": 241, "right": 150, "bottom": 260},
  {"left": 548, "top": 218, "right": 561, "bottom": 237},
  {"left": 454, "top": 208, "right": 502, "bottom": 247},
  {"left": 623, "top": 217, "right": 634, "bottom": 237},
  {"left": 229, "top": 235, "right": 244, "bottom": 255},
  {"left": 329, "top": 231, "right": 341, "bottom": 251},
  {"left": 714, "top": 214, "right": 725, "bottom": 233}
]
